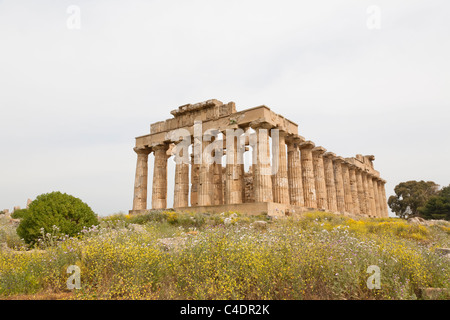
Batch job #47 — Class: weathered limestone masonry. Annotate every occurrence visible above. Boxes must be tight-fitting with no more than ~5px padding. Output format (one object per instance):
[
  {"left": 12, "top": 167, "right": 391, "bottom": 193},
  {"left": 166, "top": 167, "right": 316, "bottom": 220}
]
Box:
[{"left": 130, "top": 100, "right": 389, "bottom": 217}]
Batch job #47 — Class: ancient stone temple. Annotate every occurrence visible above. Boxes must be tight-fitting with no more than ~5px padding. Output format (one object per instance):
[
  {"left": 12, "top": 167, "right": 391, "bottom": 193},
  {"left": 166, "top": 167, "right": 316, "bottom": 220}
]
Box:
[{"left": 130, "top": 99, "right": 389, "bottom": 217}]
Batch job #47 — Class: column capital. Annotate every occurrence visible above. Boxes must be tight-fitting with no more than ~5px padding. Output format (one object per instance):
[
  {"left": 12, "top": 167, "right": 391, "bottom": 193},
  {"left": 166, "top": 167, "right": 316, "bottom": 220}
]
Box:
[
  {"left": 332, "top": 155, "right": 345, "bottom": 163},
  {"left": 299, "top": 140, "right": 315, "bottom": 150},
  {"left": 151, "top": 142, "right": 169, "bottom": 151},
  {"left": 323, "top": 152, "right": 336, "bottom": 159},
  {"left": 133, "top": 147, "right": 151, "bottom": 155},
  {"left": 312, "top": 146, "right": 327, "bottom": 156},
  {"left": 249, "top": 119, "right": 273, "bottom": 130},
  {"left": 286, "top": 134, "right": 305, "bottom": 149}
]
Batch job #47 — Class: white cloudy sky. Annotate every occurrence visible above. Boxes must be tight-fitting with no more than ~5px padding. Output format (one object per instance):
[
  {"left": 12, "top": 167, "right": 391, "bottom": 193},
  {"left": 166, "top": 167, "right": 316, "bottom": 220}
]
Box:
[{"left": 0, "top": 0, "right": 449, "bottom": 216}]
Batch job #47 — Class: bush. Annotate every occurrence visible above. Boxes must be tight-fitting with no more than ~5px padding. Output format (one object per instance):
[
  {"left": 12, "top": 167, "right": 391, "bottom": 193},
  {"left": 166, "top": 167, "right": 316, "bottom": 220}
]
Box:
[
  {"left": 16, "top": 192, "right": 99, "bottom": 246},
  {"left": 11, "top": 208, "right": 29, "bottom": 219}
]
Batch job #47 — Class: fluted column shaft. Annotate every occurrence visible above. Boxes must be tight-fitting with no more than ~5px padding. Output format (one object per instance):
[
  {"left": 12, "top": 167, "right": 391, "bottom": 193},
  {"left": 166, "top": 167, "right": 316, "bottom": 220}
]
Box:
[
  {"left": 333, "top": 157, "right": 346, "bottom": 213},
  {"left": 300, "top": 141, "right": 317, "bottom": 208},
  {"left": 372, "top": 178, "right": 381, "bottom": 217},
  {"left": 152, "top": 144, "right": 168, "bottom": 209},
  {"left": 323, "top": 152, "right": 338, "bottom": 212},
  {"left": 253, "top": 126, "right": 273, "bottom": 202},
  {"left": 132, "top": 148, "right": 151, "bottom": 211},
  {"left": 365, "top": 173, "right": 376, "bottom": 217},
  {"left": 213, "top": 154, "right": 224, "bottom": 205},
  {"left": 198, "top": 138, "right": 214, "bottom": 206},
  {"left": 190, "top": 153, "right": 200, "bottom": 206},
  {"left": 173, "top": 147, "right": 189, "bottom": 208},
  {"left": 355, "top": 168, "right": 367, "bottom": 216},
  {"left": 361, "top": 171, "right": 372, "bottom": 216},
  {"left": 272, "top": 131, "right": 290, "bottom": 204},
  {"left": 225, "top": 131, "right": 243, "bottom": 204},
  {"left": 348, "top": 165, "right": 360, "bottom": 215},
  {"left": 312, "top": 147, "right": 328, "bottom": 210},
  {"left": 341, "top": 161, "right": 353, "bottom": 213},
  {"left": 287, "top": 137, "right": 304, "bottom": 206},
  {"left": 380, "top": 181, "right": 389, "bottom": 217}
]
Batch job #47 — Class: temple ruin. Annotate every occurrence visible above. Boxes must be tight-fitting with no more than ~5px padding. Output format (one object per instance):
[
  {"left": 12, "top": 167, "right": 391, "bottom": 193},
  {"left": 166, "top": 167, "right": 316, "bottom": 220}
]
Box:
[{"left": 130, "top": 99, "right": 388, "bottom": 217}]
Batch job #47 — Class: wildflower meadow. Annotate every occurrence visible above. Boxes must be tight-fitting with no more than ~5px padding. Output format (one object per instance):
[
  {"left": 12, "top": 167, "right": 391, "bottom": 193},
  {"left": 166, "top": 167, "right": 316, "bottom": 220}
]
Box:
[{"left": 0, "top": 211, "right": 449, "bottom": 300}]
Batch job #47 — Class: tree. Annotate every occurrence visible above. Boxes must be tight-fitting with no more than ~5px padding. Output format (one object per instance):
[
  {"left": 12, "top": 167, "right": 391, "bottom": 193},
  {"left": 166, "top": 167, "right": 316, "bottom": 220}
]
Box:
[
  {"left": 419, "top": 185, "right": 450, "bottom": 221},
  {"left": 11, "top": 208, "right": 29, "bottom": 219},
  {"left": 17, "top": 191, "right": 99, "bottom": 245},
  {"left": 388, "top": 180, "right": 439, "bottom": 219}
]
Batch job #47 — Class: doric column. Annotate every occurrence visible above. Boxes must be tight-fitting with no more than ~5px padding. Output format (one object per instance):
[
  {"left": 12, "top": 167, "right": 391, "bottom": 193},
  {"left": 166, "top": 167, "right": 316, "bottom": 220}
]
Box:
[
  {"left": 341, "top": 161, "right": 353, "bottom": 213},
  {"left": 198, "top": 134, "right": 214, "bottom": 206},
  {"left": 173, "top": 146, "right": 189, "bottom": 208},
  {"left": 380, "top": 179, "right": 389, "bottom": 217},
  {"left": 224, "top": 129, "right": 243, "bottom": 204},
  {"left": 251, "top": 121, "right": 273, "bottom": 203},
  {"left": 361, "top": 171, "right": 373, "bottom": 216},
  {"left": 190, "top": 153, "right": 200, "bottom": 206},
  {"left": 286, "top": 135, "right": 305, "bottom": 206},
  {"left": 355, "top": 167, "right": 367, "bottom": 216},
  {"left": 132, "top": 147, "right": 151, "bottom": 211},
  {"left": 312, "top": 146, "right": 328, "bottom": 210},
  {"left": 348, "top": 164, "right": 360, "bottom": 215},
  {"left": 333, "top": 156, "right": 346, "bottom": 213},
  {"left": 372, "top": 177, "right": 381, "bottom": 217},
  {"left": 299, "top": 140, "right": 317, "bottom": 208},
  {"left": 323, "top": 152, "right": 338, "bottom": 212},
  {"left": 366, "top": 173, "right": 377, "bottom": 217},
  {"left": 151, "top": 144, "right": 169, "bottom": 209},
  {"left": 213, "top": 153, "right": 224, "bottom": 205},
  {"left": 272, "top": 129, "right": 290, "bottom": 204}
]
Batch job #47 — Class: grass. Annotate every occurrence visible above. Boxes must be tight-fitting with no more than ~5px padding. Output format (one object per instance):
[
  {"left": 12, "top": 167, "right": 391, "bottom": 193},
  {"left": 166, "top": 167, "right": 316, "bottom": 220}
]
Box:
[{"left": 0, "top": 210, "right": 449, "bottom": 300}]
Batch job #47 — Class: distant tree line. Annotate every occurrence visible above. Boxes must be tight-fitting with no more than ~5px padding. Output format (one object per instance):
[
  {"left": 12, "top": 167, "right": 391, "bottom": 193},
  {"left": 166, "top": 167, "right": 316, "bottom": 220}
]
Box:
[{"left": 388, "top": 180, "right": 450, "bottom": 220}]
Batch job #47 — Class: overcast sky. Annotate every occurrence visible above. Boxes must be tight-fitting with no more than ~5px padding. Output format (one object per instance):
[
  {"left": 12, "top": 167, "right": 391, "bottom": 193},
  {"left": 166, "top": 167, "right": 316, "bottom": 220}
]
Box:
[{"left": 1, "top": 0, "right": 449, "bottom": 216}]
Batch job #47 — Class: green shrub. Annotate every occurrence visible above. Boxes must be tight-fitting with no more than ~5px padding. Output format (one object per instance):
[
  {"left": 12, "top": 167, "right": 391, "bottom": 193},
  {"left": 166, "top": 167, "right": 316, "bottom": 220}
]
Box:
[
  {"left": 16, "top": 192, "right": 99, "bottom": 246},
  {"left": 11, "top": 208, "right": 29, "bottom": 219}
]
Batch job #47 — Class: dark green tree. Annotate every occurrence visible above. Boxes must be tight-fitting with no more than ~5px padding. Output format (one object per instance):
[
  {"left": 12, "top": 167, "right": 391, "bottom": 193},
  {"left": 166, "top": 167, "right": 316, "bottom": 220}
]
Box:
[
  {"left": 388, "top": 180, "right": 439, "bottom": 219},
  {"left": 11, "top": 208, "right": 29, "bottom": 219},
  {"left": 17, "top": 191, "right": 99, "bottom": 245},
  {"left": 419, "top": 185, "right": 450, "bottom": 221}
]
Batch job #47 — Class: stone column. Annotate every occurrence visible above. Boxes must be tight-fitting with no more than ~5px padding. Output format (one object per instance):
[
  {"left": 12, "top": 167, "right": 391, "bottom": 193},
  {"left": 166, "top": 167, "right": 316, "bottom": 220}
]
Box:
[
  {"left": 355, "top": 167, "right": 367, "bottom": 216},
  {"left": 348, "top": 164, "right": 361, "bottom": 215},
  {"left": 190, "top": 153, "right": 200, "bottom": 206},
  {"left": 251, "top": 121, "right": 273, "bottom": 203},
  {"left": 361, "top": 171, "right": 372, "bottom": 216},
  {"left": 272, "top": 130, "right": 290, "bottom": 204},
  {"left": 312, "top": 146, "right": 328, "bottom": 210},
  {"left": 173, "top": 146, "right": 190, "bottom": 208},
  {"left": 380, "top": 179, "right": 389, "bottom": 217},
  {"left": 299, "top": 141, "right": 317, "bottom": 208},
  {"left": 198, "top": 135, "right": 214, "bottom": 206},
  {"left": 341, "top": 161, "right": 353, "bottom": 213},
  {"left": 225, "top": 130, "right": 243, "bottom": 204},
  {"left": 286, "top": 135, "right": 305, "bottom": 206},
  {"left": 213, "top": 152, "right": 224, "bottom": 205},
  {"left": 372, "top": 177, "right": 381, "bottom": 217},
  {"left": 151, "top": 144, "right": 169, "bottom": 209},
  {"left": 333, "top": 156, "right": 346, "bottom": 213},
  {"left": 369, "top": 175, "right": 377, "bottom": 217},
  {"left": 132, "top": 147, "right": 151, "bottom": 211},
  {"left": 323, "top": 152, "right": 338, "bottom": 212}
]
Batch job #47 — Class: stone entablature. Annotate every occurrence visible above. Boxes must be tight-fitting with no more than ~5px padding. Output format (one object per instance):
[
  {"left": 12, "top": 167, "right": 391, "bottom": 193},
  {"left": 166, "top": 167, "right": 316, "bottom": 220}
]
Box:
[{"left": 130, "top": 100, "right": 389, "bottom": 218}]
